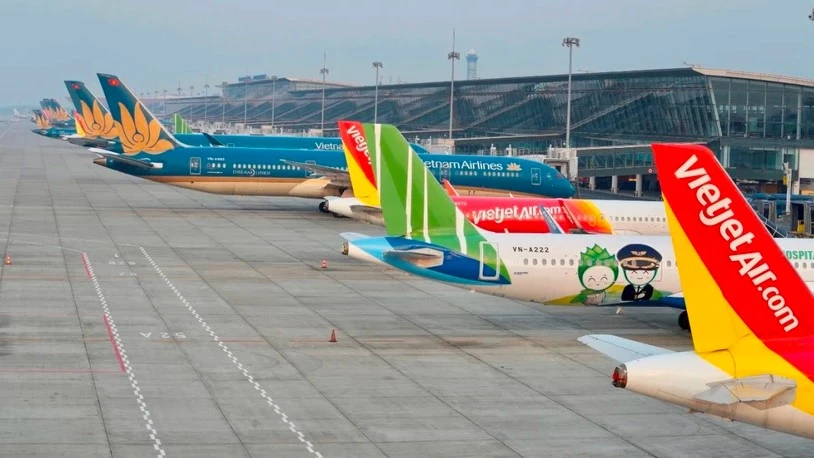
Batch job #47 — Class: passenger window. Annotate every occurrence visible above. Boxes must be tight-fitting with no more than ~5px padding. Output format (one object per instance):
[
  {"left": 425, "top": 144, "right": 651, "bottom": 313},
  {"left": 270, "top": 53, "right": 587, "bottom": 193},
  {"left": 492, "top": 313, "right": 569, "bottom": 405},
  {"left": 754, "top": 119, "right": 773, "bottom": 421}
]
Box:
[
  {"left": 523, "top": 258, "right": 528, "bottom": 265},
  {"left": 532, "top": 259, "right": 538, "bottom": 266},
  {"left": 560, "top": 259, "right": 565, "bottom": 266},
  {"left": 541, "top": 259, "right": 547, "bottom": 265},
  {"left": 666, "top": 260, "right": 671, "bottom": 267},
  {"left": 795, "top": 262, "right": 799, "bottom": 268},
  {"left": 569, "top": 259, "right": 574, "bottom": 266}
]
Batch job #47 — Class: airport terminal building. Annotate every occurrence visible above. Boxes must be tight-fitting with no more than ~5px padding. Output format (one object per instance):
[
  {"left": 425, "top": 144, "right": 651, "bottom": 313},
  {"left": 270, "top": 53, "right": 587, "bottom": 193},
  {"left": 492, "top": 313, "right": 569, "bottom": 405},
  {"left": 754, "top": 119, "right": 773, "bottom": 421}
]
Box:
[{"left": 161, "top": 67, "right": 814, "bottom": 195}]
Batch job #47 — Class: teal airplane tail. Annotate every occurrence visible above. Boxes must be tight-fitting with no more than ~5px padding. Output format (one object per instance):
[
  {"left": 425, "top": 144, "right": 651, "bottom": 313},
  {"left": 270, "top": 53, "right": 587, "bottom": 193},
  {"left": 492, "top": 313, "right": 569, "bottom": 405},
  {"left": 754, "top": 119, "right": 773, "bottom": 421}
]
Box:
[
  {"left": 96, "top": 73, "right": 183, "bottom": 155},
  {"left": 64, "top": 80, "right": 118, "bottom": 140}
]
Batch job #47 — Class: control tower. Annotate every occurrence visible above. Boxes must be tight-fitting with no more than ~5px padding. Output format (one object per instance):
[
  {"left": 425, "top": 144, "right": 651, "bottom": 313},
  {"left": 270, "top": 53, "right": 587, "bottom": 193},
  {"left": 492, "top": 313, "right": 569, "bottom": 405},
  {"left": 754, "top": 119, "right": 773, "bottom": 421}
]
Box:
[{"left": 466, "top": 50, "right": 478, "bottom": 80}]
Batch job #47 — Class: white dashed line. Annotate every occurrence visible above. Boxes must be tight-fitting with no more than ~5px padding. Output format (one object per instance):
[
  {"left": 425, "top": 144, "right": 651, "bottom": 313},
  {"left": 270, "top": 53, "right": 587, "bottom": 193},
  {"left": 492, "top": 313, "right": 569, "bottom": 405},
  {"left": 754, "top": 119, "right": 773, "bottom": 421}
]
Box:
[
  {"left": 138, "top": 247, "right": 322, "bottom": 458},
  {"left": 83, "top": 252, "right": 166, "bottom": 458}
]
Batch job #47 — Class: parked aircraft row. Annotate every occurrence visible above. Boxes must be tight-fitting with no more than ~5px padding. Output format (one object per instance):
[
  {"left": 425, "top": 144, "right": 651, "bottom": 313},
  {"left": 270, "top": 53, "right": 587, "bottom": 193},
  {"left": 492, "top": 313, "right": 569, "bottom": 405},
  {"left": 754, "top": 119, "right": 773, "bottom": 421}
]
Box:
[{"left": 27, "top": 73, "right": 814, "bottom": 440}]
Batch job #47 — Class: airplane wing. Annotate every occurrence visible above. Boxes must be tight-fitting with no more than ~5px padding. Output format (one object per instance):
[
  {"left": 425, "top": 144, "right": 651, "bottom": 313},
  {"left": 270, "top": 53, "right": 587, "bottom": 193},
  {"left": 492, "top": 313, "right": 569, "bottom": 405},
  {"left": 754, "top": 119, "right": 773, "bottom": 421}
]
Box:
[
  {"left": 539, "top": 206, "right": 565, "bottom": 234},
  {"left": 339, "top": 232, "right": 371, "bottom": 242},
  {"left": 280, "top": 159, "right": 350, "bottom": 188},
  {"left": 578, "top": 334, "right": 674, "bottom": 363},
  {"left": 66, "top": 135, "right": 113, "bottom": 148},
  {"left": 88, "top": 148, "right": 163, "bottom": 169}
]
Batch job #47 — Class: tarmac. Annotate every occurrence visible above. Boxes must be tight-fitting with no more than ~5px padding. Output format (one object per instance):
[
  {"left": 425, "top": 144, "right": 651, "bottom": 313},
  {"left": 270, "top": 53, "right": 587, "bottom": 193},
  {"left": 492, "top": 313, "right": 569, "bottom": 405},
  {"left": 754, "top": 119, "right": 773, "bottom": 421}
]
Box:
[{"left": 0, "top": 121, "right": 810, "bottom": 457}]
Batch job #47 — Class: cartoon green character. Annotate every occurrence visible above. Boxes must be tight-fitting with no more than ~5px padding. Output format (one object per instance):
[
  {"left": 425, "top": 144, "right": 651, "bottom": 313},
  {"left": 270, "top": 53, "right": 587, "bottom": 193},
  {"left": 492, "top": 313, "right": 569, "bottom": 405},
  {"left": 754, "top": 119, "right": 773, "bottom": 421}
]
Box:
[{"left": 572, "top": 244, "right": 619, "bottom": 305}]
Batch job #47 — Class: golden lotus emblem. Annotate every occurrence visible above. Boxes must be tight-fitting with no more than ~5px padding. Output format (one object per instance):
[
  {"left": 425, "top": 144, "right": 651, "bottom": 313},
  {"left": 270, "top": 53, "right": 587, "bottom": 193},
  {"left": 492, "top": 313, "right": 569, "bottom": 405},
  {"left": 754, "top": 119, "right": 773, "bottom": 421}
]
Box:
[
  {"left": 79, "top": 100, "right": 117, "bottom": 139},
  {"left": 116, "top": 102, "right": 174, "bottom": 155}
]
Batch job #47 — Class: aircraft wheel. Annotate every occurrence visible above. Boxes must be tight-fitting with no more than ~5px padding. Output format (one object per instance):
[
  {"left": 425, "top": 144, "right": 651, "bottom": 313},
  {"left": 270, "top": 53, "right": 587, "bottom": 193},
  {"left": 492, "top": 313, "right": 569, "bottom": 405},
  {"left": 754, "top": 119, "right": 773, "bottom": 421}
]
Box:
[
  {"left": 318, "top": 201, "right": 329, "bottom": 213},
  {"left": 678, "top": 311, "right": 690, "bottom": 332}
]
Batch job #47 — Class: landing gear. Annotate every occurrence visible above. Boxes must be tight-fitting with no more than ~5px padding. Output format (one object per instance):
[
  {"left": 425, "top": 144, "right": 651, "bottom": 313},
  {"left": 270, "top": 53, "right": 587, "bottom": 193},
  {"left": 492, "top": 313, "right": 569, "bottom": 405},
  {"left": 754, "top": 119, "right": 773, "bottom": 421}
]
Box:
[
  {"left": 318, "top": 201, "right": 329, "bottom": 213},
  {"left": 678, "top": 311, "right": 691, "bottom": 332}
]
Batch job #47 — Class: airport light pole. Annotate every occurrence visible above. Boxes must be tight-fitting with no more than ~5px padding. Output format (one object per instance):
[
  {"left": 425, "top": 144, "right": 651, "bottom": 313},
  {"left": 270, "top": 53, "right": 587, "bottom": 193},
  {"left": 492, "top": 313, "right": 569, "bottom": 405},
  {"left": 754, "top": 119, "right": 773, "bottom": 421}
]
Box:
[
  {"left": 270, "top": 75, "right": 278, "bottom": 132},
  {"left": 562, "top": 37, "right": 580, "bottom": 150},
  {"left": 447, "top": 28, "right": 460, "bottom": 142},
  {"left": 189, "top": 86, "right": 194, "bottom": 120},
  {"left": 163, "top": 89, "right": 167, "bottom": 116},
  {"left": 373, "top": 61, "right": 383, "bottom": 123},
  {"left": 204, "top": 84, "right": 209, "bottom": 124},
  {"left": 320, "top": 52, "right": 329, "bottom": 133},
  {"left": 243, "top": 78, "right": 248, "bottom": 126}
]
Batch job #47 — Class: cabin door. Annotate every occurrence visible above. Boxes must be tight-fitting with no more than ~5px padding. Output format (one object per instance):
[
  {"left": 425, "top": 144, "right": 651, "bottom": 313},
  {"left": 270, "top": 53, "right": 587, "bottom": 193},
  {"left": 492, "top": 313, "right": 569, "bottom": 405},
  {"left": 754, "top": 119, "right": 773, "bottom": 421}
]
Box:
[{"left": 478, "top": 241, "right": 500, "bottom": 281}]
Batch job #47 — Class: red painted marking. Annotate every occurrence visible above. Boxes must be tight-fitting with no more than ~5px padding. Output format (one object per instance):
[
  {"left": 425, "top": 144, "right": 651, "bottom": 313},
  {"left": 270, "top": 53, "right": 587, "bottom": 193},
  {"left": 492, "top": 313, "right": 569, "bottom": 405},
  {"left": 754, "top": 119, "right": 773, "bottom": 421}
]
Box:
[
  {"left": 81, "top": 253, "right": 91, "bottom": 279},
  {"left": 0, "top": 368, "right": 121, "bottom": 374},
  {"left": 103, "top": 314, "right": 126, "bottom": 373}
]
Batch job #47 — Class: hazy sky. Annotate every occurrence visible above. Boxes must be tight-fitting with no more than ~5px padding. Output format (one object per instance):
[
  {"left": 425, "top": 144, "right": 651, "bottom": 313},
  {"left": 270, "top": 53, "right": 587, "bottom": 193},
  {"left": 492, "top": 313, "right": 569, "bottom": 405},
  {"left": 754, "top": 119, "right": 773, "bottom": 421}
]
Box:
[{"left": 2, "top": 0, "right": 813, "bottom": 106}]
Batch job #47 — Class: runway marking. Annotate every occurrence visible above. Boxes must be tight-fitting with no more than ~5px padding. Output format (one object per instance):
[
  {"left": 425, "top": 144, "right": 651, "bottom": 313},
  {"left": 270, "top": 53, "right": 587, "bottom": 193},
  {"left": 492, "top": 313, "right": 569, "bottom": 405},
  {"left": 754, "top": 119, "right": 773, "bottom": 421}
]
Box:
[
  {"left": 84, "top": 253, "right": 166, "bottom": 457},
  {"left": 81, "top": 253, "right": 92, "bottom": 278},
  {"left": 103, "top": 314, "right": 126, "bottom": 373},
  {"left": 139, "top": 246, "right": 323, "bottom": 458}
]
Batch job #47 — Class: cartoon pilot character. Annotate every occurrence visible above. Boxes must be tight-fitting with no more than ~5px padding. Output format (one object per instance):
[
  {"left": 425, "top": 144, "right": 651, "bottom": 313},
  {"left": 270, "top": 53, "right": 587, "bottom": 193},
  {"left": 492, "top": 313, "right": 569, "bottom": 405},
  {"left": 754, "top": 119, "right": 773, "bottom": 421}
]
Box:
[
  {"left": 616, "top": 244, "right": 662, "bottom": 302},
  {"left": 574, "top": 244, "right": 619, "bottom": 305}
]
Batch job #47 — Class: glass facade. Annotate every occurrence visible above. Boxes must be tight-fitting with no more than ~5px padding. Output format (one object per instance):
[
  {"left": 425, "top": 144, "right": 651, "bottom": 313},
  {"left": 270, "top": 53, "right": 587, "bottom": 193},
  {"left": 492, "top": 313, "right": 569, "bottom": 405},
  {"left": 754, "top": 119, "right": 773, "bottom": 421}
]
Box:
[{"left": 169, "top": 68, "right": 814, "bottom": 181}]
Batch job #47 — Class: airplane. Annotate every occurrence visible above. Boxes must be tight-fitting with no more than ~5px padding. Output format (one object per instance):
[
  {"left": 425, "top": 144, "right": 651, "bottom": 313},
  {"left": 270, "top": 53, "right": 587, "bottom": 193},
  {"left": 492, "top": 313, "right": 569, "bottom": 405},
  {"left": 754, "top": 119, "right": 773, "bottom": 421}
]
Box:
[
  {"left": 338, "top": 123, "right": 814, "bottom": 330},
  {"left": 63, "top": 81, "right": 436, "bottom": 154},
  {"left": 579, "top": 143, "right": 814, "bottom": 440},
  {"left": 39, "top": 98, "right": 72, "bottom": 128},
  {"left": 31, "top": 109, "right": 76, "bottom": 138},
  {"left": 326, "top": 120, "right": 667, "bottom": 235},
  {"left": 88, "top": 72, "right": 575, "bottom": 211}
]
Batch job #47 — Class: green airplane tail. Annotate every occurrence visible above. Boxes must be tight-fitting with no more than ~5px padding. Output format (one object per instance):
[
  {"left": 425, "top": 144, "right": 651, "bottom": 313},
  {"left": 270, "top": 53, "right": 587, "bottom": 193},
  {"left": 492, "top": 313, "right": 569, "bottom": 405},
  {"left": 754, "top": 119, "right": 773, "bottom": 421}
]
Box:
[
  {"left": 172, "top": 113, "right": 193, "bottom": 134},
  {"left": 96, "top": 73, "right": 182, "bottom": 155},
  {"left": 354, "top": 122, "right": 502, "bottom": 262}
]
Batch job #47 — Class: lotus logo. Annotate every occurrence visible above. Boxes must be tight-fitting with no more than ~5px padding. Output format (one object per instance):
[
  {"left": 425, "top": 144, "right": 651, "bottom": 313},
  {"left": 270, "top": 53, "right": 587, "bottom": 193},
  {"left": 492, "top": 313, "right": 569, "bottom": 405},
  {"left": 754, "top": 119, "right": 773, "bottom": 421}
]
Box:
[
  {"left": 79, "top": 100, "right": 117, "bottom": 139},
  {"left": 115, "top": 101, "right": 174, "bottom": 155},
  {"left": 507, "top": 162, "right": 522, "bottom": 172}
]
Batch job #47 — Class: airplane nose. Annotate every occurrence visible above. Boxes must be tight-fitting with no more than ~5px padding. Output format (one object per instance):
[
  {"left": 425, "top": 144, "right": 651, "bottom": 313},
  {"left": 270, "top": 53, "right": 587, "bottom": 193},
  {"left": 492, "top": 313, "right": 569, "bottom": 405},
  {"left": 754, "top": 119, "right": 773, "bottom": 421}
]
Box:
[
  {"left": 561, "top": 179, "right": 576, "bottom": 198},
  {"left": 93, "top": 157, "right": 106, "bottom": 166}
]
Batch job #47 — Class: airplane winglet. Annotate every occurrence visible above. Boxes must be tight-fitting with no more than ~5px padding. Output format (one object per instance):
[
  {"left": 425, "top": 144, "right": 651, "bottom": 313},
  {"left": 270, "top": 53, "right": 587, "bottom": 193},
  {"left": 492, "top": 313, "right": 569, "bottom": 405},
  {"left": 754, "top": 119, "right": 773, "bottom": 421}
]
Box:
[
  {"left": 441, "top": 179, "right": 460, "bottom": 197},
  {"left": 202, "top": 132, "right": 225, "bottom": 147}
]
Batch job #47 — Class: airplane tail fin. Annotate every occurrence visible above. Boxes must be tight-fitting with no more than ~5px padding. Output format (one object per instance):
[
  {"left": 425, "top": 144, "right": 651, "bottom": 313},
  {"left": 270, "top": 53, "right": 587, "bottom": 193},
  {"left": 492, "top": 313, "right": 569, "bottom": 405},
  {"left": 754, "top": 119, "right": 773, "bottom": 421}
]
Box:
[
  {"left": 338, "top": 121, "right": 380, "bottom": 207},
  {"left": 441, "top": 179, "right": 460, "bottom": 197},
  {"left": 74, "top": 113, "right": 86, "bottom": 136},
  {"left": 355, "top": 123, "right": 505, "bottom": 264},
  {"left": 96, "top": 73, "right": 182, "bottom": 155},
  {"left": 33, "top": 110, "right": 50, "bottom": 129},
  {"left": 172, "top": 113, "right": 193, "bottom": 134},
  {"left": 653, "top": 143, "right": 814, "bottom": 353},
  {"left": 64, "top": 81, "right": 118, "bottom": 140}
]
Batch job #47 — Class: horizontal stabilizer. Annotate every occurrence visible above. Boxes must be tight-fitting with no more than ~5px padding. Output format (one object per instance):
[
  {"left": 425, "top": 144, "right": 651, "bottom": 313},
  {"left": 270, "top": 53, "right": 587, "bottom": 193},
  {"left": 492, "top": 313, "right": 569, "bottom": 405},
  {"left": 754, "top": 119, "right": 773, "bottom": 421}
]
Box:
[
  {"left": 66, "top": 136, "right": 111, "bottom": 148},
  {"left": 694, "top": 375, "right": 797, "bottom": 410},
  {"left": 202, "top": 132, "right": 224, "bottom": 146},
  {"left": 349, "top": 204, "right": 383, "bottom": 216},
  {"left": 339, "top": 232, "right": 371, "bottom": 242},
  {"left": 383, "top": 248, "right": 444, "bottom": 268},
  {"left": 88, "top": 148, "right": 163, "bottom": 169},
  {"left": 578, "top": 334, "right": 674, "bottom": 363}
]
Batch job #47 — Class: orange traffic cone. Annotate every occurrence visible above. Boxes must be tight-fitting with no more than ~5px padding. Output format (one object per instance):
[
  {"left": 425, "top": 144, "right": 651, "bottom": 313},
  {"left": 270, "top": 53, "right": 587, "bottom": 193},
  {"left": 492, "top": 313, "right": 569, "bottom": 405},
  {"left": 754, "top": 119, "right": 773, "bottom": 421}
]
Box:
[
  {"left": 4, "top": 256, "right": 10, "bottom": 265},
  {"left": 329, "top": 329, "right": 337, "bottom": 343},
  {"left": 321, "top": 259, "right": 327, "bottom": 269}
]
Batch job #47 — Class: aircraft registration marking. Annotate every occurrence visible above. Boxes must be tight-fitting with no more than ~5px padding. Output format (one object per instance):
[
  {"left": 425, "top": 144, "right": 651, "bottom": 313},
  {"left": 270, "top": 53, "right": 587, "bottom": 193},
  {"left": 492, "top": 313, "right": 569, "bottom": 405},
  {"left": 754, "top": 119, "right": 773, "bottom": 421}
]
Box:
[{"left": 512, "top": 246, "right": 550, "bottom": 253}]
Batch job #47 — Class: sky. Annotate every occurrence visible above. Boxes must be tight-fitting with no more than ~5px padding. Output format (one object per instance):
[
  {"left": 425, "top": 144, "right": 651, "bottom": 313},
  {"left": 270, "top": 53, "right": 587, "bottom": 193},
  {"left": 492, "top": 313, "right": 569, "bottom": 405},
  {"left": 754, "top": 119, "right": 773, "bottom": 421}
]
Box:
[{"left": 1, "top": 0, "right": 813, "bottom": 106}]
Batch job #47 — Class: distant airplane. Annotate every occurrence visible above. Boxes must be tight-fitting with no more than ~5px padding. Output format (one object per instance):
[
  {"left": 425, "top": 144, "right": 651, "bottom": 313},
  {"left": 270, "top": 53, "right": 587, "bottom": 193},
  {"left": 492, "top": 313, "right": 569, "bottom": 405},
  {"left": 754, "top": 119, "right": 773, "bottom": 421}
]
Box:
[
  {"left": 87, "top": 72, "right": 575, "bottom": 212},
  {"left": 580, "top": 142, "right": 814, "bottom": 439},
  {"left": 31, "top": 109, "right": 76, "bottom": 138},
  {"left": 338, "top": 124, "right": 814, "bottom": 330}
]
